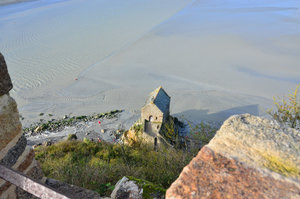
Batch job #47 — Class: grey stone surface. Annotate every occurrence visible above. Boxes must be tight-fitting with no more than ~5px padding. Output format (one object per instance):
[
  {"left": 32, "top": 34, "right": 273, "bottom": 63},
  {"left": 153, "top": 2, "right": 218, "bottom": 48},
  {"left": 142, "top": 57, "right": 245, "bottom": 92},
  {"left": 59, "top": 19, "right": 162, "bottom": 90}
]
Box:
[
  {"left": 16, "top": 165, "right": 45, "bottom": 199},
  {"left": 16, "top": 187, "right": 40, "bottom": 199},
  {"left": 0, "top": 94, "right": 22, "bottom": 151},
  {"left": 45, "top": 178, "right": 102, "bottom": 199},
  {"left": 207, "top": 113, "right": 300, "bottom": 180},
  {"left": 0, "top": 135, "right": 27, "bottom": 167},
  {"left": 111, "top": 177, "right": 142, "bottom": 199},
  {"left": 0, "top": 53, "right": 13, "bottom": 96}
]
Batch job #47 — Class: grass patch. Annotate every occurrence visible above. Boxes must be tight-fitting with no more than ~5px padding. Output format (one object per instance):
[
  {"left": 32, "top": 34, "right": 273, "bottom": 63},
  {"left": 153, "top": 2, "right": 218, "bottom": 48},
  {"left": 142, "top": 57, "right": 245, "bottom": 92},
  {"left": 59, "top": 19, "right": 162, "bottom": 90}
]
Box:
[{"left": 34, "top": 140, "right": 193, "bottom": 197}]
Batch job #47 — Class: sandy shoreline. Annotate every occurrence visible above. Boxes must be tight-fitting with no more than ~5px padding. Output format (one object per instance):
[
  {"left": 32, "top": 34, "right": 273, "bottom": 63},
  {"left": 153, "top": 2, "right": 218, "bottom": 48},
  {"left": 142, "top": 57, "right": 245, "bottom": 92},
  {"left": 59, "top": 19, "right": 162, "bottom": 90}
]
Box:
[{"left": 0, "top": 0, "right": 299, "bottom": 127}]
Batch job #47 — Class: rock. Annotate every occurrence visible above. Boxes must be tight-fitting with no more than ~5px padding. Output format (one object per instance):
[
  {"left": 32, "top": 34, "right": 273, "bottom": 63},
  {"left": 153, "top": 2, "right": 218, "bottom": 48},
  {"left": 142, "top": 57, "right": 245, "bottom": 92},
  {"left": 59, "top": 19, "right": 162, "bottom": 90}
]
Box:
[
  {"left": 0, "top": 53, "right": 13, "bottom": 96},
  {"left": 167, "top": 114, "right": 300, "bottom": 199},
  {"left": 111, "top": 176, "right": 143, "bottom": 199},
  {"left": 42, "top": 140, "right": 53, "bottom": 147},
  {"left": 0, "top": 135, "right": 27, "bottom": 167},
  {"left": 0, "top": 95, "right": 22, "bottom": 151},
  {"left": 34, "top": 126, "right": 43, "bottom": 133},
  {"left": 32, "top": 143, "right": 42, "bottom": 149},
  {"left": 45, "top": 178, "right": 102, "bottom": 199},
  {"left": 28, "top": 130, "right": 35, "bottom": 136}
]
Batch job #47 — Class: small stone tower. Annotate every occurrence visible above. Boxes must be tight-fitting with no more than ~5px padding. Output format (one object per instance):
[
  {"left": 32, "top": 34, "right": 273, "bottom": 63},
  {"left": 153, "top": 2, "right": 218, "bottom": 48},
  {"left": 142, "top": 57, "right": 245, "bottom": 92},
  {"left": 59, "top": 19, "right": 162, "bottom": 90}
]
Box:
[{"left": 141, "top": 86, "right": 170, "bottom": 139}]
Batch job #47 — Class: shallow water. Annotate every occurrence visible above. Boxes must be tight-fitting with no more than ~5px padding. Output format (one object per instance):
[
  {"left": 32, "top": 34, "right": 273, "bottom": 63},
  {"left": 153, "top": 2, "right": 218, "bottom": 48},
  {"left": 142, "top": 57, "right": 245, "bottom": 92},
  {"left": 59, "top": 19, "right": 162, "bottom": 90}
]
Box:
[{"left": 0, "top": 0, "right": 299, "bottom": 124}]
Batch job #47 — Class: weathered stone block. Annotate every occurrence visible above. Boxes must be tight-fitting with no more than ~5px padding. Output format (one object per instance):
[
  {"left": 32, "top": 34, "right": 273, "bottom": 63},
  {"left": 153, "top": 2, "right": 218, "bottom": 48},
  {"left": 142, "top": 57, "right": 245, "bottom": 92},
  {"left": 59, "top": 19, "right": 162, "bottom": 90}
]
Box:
[
  {"left": 0, "top": 135, "right": 27, "bottom": 167},
  {"left": 167, "top": 114, "right": 300, "bottom": 199},
  {"left": 45, "top": 178, "right": 101, "bottom": 199},
  {"left": 0, "top": 53, "right": 13, "bottom": 96},
  {"left": 0, "top": 94, "right": 22, "bottom": 151}
]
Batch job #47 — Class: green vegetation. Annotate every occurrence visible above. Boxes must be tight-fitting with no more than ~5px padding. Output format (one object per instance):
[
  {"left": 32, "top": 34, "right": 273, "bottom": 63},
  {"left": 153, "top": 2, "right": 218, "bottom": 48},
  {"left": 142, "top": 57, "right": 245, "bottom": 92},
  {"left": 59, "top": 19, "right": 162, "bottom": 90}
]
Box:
[
  {"left": 67, "top": 134, "right": 77, "bottom": 141},
  {"left": 160, "top": 116, "right": 217, "bottom": 151},
  {"left": 160, "top": 116, "right": 179, "bottom": 146},
  {"left": 126, "top": 176, "right": 166, "bottom": 199},
  {"left": 188, "top": 122, "right": 217, "bottom": 148},
  {"left": 268, "top": 84, "right": 300, "bottom": 129},
  {"left": 132, "top": 123, "right": 143, "bottom": 133},
  {"left": 35, "top": 140, "right": 192, "bottom": 197}
]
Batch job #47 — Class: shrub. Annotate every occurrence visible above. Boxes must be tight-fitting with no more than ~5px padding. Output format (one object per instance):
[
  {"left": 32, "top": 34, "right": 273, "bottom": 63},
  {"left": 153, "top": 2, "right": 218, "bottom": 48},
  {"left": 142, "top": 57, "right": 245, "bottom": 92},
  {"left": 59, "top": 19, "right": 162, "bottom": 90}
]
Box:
[
  {"left": 126, "top": 176, "right": 166, "bottom": 199},
  {"left": 132, "top": 123, "right": 143, "bottom": 133},
  {"left": 160, "top": 116, "right": 179, "bottom": 146},
  {"left": 67, "top": 134, "right": 77, "bottom": 141},
  {"left": 182, "top": 121, "right": 218, "bottom": 154},
  {"left": 160, "top": 117, "right": 217, "bottom": 151},
  {"left": 268, "top": 84, "right": 300, "bottom": 129}
]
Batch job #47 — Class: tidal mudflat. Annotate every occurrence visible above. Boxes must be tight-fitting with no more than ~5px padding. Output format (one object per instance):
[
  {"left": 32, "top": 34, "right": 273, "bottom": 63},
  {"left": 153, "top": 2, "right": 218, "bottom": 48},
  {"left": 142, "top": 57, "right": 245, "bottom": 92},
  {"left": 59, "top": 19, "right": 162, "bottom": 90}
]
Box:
[{"left": 0, "top": 0, "right": 299, "bottom": 126}]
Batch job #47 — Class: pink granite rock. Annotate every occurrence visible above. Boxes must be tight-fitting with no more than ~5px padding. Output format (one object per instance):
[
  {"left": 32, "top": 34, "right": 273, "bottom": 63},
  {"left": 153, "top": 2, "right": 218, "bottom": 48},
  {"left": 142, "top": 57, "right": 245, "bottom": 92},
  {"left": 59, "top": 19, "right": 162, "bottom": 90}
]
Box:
[{"left": 167, "top": 114, "right": 300, "bottom": 199}]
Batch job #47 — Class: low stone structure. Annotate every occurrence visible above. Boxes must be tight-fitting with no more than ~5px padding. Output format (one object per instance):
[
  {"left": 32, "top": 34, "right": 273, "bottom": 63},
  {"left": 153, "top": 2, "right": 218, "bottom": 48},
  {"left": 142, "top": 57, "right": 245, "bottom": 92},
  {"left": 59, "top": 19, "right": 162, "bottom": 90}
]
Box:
[
  {"left": 167, "top": 114, "right": 300, "bottom": 199},
  {"left": 141, "top": 86, "right": 170, "bottom": 144},
  {"left": 141, "top": 86, "right": 170, "bottom": 124}
]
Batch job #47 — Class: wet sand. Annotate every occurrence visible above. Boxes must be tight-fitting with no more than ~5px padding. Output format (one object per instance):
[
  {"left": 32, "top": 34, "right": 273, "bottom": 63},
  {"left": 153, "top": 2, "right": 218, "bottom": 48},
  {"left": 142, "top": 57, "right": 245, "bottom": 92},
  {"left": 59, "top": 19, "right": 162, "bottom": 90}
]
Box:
[{"left": 0, "top": 0, "right": 299, "bottom": 126}]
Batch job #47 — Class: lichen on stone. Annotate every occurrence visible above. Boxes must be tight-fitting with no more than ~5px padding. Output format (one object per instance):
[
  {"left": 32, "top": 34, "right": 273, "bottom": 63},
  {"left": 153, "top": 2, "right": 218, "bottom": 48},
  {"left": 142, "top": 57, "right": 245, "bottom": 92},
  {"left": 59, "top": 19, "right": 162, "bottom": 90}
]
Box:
[{"left": 259, "top": 152, "right": 300, "bottom": 178}]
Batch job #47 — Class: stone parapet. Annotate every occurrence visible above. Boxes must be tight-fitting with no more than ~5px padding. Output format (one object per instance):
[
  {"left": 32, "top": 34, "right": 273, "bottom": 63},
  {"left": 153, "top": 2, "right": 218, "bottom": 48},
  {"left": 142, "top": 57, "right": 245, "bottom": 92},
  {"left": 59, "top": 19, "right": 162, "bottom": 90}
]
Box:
[{"left": 0, "top": 53, "right": 43, "bottom": 199}]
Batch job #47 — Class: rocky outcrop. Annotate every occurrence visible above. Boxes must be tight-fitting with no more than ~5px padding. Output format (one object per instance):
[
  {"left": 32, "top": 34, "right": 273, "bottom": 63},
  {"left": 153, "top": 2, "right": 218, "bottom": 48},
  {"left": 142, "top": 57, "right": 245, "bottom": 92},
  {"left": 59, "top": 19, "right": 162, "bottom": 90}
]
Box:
[
  {"left": 167, "top": 114, "right": 300, "bottom": 199},
  {"left": 0, "top": 53, "right": 13, "bottom": 96}
]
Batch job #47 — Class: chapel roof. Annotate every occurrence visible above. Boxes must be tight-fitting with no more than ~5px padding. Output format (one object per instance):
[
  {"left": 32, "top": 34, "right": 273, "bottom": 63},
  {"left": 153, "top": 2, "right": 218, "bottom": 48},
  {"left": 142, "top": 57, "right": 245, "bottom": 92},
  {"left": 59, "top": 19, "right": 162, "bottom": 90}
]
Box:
[{"left": 145, "top": 86, "right": 170, "bottom": 113}]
